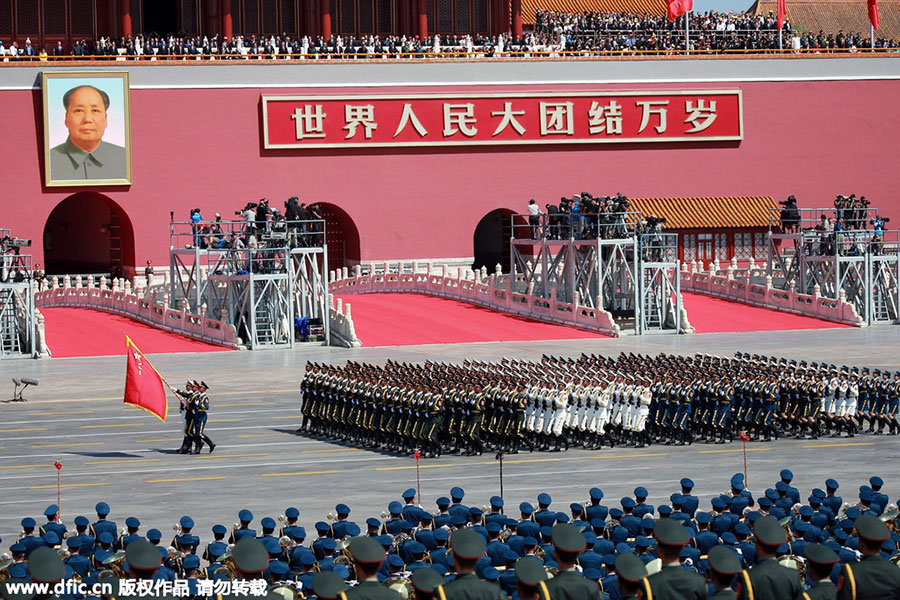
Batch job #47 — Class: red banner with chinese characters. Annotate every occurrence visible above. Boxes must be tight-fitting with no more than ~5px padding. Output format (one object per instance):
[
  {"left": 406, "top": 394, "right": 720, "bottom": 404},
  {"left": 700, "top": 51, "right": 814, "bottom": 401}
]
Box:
[{"left": 262, "top": 90, "right": 743, "bottom": 149}]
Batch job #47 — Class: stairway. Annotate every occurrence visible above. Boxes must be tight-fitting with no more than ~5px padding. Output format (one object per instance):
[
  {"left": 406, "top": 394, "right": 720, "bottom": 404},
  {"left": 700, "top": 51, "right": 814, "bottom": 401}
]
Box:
[
  {"left": 642, "top": 273, "right": 662, "bottom": 330},
  {"left": 872, "top": 267, "right": 897, "bottom": 323},
  {"left": 254, "top": 303, "right": 274, "bottom": 346},
  {"left": 0, "top": 288, "right": 21, "bottom": 355}
]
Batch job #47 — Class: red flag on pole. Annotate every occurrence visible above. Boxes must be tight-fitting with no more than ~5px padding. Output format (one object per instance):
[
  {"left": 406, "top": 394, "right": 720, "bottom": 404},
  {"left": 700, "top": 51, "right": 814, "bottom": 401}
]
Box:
[
  {"left": 123, "top": 334, "right": 169, "bottom": 422},
  {"left": 776, "top": 0, "right": 786, "bottom": 30},
  {"left": 666, "top": 0, "right": 692, "bottom": 21},
  {"left": 869, "top": 0, "right": 880, "bottom": 29}
]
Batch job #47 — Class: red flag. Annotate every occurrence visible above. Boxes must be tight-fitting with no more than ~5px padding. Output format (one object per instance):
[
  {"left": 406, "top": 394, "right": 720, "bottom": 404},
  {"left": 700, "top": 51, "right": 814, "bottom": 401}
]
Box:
[
  {"left": 869, "top": 0, "right": 879, "bottom": 29},
  {"left": 776, "top": 0, "right": 786, "bottom": 30},
  {"left": 667, "top": 0, "right": 692, "bottom": 21},
  {"left": 123, "top": 334, "right": 169, "bottom": 422}
]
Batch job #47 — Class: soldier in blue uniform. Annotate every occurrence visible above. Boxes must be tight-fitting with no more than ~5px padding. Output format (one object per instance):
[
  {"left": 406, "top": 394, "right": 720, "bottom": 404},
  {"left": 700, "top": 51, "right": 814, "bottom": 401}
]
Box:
[
  {"left": 172, "top": 515, "right": 198, "bottom": 552},
  {"left": 90, "top": 502, "right": 117, "bottom": 542},
  {"left": 40, "top": 504, "right": 66, "bottom": 540},
  {"left": 203, "top": 524, "right": 229, "bottom": 563},
  {"left": 146, "top": 528, "right": 165, "bottom": 560},
  {"left": 280, "top": 507, "right": 306, "bottom": 542},
  {"left": 116, "top": 516, "right": 144, "bottom": 550},
  {"left": 18, "top": 517, "right": 44, "bottom": 557},
  {"left": 91, "top": 532, "right": 115, "bottom": 571},
  {"left": 64, "top": 536, "right": 91, "bottom": 578},
  {"left": 331, "top": 503, "right": 357, "bottom": 538},
  {"left": 192, "top": 380, "right": 216, "bottom": 454},
  {"left": 230, "top": 509, "right": 257, "bottom": 544}
]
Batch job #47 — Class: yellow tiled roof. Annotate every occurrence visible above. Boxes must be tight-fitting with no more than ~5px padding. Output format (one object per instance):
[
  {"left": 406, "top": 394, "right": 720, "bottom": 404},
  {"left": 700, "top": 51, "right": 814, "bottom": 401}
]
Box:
[
  {"left": 753, "top": 0, "right": 900, "bottom": 40},
  {"left": 525, "top": 0, "right": 667, "bottom": 25},
  {"left": 629, "top": 196, "right": 778, "bottom": 229}
]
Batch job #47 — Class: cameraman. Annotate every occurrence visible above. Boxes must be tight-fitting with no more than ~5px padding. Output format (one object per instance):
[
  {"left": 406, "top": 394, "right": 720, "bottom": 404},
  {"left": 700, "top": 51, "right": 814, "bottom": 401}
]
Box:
[
  {"left": 237, "top": 202, "right": 257, "bottom": 241},
  {"left": 255, "top": 198, "right": 271, "bottom": 235},
  {"left": 870, "top": 215, "right": 887, "bottom": 255},
  {"left": 779, "top": 195, "right": 800, "bottom": 233},
  {"left": 285, "top": 197, "right": 302, "bottom": 247},
  {"left": 190, "top": 208, "right": 203, "bottom": 248},
  {"left": 527, "top": 199, "right": 543, "bottom": 239},
  {"left": 545, "top": 202, "right": 561, "bottom": 240}
]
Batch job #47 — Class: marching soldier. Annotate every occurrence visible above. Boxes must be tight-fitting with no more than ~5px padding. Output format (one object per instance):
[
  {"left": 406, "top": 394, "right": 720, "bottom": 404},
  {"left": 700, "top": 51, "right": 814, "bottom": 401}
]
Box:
[
  {"left": 171, "top": 380, "right": 198, "bottom": 454},
  {"left": 192, "top": 381, "right": 216, "bottom": 454}
]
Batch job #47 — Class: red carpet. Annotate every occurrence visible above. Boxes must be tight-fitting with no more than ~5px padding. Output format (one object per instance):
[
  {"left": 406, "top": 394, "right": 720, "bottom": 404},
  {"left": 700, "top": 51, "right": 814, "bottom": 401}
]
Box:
[
  {"left": 681, "top": 292, "right": 852, "bottom": 334},
  {"left": 336, "top": 293, "right": 606, "bottom": 346},
  {"left": 41, "top": 308, "right": 232, "bottom": 357}
]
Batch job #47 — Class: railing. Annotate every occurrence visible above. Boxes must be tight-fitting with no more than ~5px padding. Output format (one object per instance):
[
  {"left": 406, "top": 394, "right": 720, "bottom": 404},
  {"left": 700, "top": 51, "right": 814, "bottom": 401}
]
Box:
[
  {"left": 33, "top": 275, "right": 244, "bottom": 349},
  {"left": 512, "top": 211, "right": 645, "bottom": 241},
  {"left": 768, "top": 206, "right": 883, "bottom": 235},
  {"left": 170, "top": 218, "right": 326, "bottom": 253},
  {"left": 3, "top": 47, "right": 900, "bottom": 65},
  {"left": 329, "top": 262, "right": 624, "bottom": 337},
  {"left": 680, "top": 257, "right": 864, "bottom": 325}
]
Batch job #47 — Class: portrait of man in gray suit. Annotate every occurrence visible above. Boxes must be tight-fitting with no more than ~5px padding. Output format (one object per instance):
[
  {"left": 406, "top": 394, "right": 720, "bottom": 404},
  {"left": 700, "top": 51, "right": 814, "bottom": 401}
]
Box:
[{"left": 44, "top": 73, "right": 131, "bottom": 186}]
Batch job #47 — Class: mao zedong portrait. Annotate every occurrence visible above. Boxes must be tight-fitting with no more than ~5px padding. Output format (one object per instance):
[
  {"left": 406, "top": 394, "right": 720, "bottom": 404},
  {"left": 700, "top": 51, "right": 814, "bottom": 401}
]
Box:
[{"left": 49, "top": 85, "right": 127, "bottom": 182}]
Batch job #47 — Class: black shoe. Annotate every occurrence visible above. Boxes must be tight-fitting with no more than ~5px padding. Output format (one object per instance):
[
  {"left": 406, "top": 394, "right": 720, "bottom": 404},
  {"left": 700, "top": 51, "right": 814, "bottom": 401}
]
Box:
[
  {"left": 191, "top": 447, "right": 201, "bottom": 455},
  {"left": 208, "top": 442, "right": 216, "bottom": 454},
  {"left": 176, "top": 448, "right": 188, "bottom": 454}
]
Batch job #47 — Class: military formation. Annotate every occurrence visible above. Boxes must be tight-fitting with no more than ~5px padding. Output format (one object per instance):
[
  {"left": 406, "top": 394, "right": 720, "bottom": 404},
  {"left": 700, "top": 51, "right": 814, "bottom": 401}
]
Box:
[
  {"left": 169, "top": 380, "right": 217, "bottom": 455},
  {"left": 2, "top": 472, "right": 900, "bottom": 599},
  {"left": 298, "top": 353, "right": 900, "bottom": 456}
]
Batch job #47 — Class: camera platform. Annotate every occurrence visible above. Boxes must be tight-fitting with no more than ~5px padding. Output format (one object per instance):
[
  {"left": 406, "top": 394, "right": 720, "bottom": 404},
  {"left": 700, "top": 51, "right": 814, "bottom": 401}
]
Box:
[
  {"left": 766, "top": 207, "right": 899, "bottom": 325},
  {"left": 509, "top": 212, "right": 684, "bottom": 335},
  {"left": 169, "top": 219, "right": 331, "bottom": 349}
]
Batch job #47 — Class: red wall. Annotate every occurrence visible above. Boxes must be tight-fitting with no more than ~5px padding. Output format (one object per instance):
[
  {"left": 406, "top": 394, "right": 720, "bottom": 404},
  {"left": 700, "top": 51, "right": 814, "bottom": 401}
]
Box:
[{"left": 4, "top": 79, "right": 899, "bottom": 273}]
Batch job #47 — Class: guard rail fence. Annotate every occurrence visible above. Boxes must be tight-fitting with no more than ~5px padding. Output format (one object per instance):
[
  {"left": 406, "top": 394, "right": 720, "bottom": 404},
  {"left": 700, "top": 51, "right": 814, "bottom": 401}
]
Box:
[
  {"left": 33, "top": 275, "right": 244, "bottom": 350},
  {"left": 329, "top": 262, "right": 623, "bottom": 337},
  {"left": 680, "top": 257, "right": 864, "bottom": 326}
]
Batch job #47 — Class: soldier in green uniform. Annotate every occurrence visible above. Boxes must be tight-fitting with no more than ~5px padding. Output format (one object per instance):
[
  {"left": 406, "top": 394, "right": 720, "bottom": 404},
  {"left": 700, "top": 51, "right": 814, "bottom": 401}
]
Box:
[
  {"left": 803, "top": 543, "right": 839, "bottom": 600},
  {"left": 708, "top": 545, "right": 741, "bottom": 599},
  {"left": 514, "top": 556, "right": 548, "bottom": 600},
  {"left": 171, "top": 380, "right": 198, "bottom": 454},
  {"left": 736, "top": 515, "right": 802, "bottom": 600},
  {"left": 435, "top": 529, "right": 503, "bottom": 600},
  {"left": 836, "top": 514, "right": 900, "bottom": 599},
  {"left": 339, "top": 537, "right": 398, "bottom": 600},
  {"left": 538, "top": 523, "right": 601, "bottom": 600},
  {"left": 313, "top": 571, "right": 348, "bottom": 599},
  {"left": 614, "top": 553, "right": 648, "bottom": 600},
  {"left": 641, "top": 517, "right": 706, "bottom": 600}
]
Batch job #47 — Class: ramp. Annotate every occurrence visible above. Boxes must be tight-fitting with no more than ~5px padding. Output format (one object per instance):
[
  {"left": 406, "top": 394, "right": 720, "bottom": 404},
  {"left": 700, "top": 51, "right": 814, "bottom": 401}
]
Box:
[
  {"left": 682, "top": 293, "right": 852, "bottom": 334},
  {"left": 334, "top": 293, "right": 607, "bottom": 347},
  {"left": 41, "top": 307, "right": 232, "bottom": 358}
]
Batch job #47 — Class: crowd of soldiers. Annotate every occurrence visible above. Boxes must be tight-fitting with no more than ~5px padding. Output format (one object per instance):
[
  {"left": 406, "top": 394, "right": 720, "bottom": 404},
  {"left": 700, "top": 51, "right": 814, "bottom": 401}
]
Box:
[
  {"left": 3, "top": 472, "right": 899, "bottom": 599},
  {"left": 298, "top": 352, "right": 900, "bottom": 458}
]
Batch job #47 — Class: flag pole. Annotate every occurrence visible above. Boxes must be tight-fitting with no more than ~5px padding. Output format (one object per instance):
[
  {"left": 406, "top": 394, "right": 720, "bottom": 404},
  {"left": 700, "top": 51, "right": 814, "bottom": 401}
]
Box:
[
  {"left": 871, "top": 24, "right": 875, "bottom": 52},
  {"left": 778, "top": 28, "right": 783, "bottom": 51},
  {"left": 685, "top": 10, "right": 690, "bottom": 55}
]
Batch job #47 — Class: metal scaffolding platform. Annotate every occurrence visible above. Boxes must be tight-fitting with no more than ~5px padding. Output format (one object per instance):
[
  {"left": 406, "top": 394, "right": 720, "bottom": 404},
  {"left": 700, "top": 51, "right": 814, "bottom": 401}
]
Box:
[
  {"left": 169, "top": 219, "right": 330, "bottom": 349},
  {"left": 510, "top": 213, "right": 683, "bottom": 334},
  {"left": 767, "top": 207, "right": 899, "bottom": 325},
  {"left": 1, "top": 228, "right": 37, "bottom": 359}
]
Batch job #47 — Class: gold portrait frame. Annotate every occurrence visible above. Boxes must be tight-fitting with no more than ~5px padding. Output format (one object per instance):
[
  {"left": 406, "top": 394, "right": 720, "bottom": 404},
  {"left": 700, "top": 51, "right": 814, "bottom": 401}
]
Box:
[{"left": 42, "top": 71, "right": 132, "bottom": 187}]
